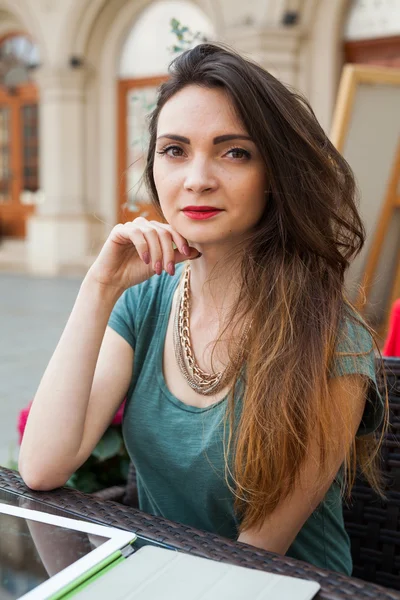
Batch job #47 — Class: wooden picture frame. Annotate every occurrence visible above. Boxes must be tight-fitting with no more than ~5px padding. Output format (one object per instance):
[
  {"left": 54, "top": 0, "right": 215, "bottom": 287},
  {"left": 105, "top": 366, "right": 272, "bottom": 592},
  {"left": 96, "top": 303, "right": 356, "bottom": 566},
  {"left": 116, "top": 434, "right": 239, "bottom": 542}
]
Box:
[{"left": 330, "top": 64, "right": 400, "bottom": 336}]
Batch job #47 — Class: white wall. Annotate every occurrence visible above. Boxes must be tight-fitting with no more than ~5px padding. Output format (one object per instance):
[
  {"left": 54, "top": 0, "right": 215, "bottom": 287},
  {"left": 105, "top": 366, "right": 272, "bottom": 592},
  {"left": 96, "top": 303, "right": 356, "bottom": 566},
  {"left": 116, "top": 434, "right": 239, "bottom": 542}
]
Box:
[
  {"left": 119, "top": 0, "right": 215, "bottom": 78},
  {"left": 344, "top": 0, "right": 400, "bottom": 40}
]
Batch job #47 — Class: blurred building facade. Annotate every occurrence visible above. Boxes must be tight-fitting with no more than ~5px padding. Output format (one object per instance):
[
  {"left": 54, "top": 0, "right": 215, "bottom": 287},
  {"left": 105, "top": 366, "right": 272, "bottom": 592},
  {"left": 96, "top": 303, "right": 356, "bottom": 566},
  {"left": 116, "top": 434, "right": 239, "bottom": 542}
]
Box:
[{"left": 0, "top": 0, "right": 398, "bottom": 274}]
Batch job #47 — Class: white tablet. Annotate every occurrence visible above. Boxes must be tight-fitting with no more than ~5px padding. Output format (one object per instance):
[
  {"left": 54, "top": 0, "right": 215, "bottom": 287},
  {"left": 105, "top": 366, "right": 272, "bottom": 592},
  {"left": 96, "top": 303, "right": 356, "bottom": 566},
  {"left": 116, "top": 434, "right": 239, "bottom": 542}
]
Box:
[{"left": 0, "top": 501, "right": 136, "bottom": 600}]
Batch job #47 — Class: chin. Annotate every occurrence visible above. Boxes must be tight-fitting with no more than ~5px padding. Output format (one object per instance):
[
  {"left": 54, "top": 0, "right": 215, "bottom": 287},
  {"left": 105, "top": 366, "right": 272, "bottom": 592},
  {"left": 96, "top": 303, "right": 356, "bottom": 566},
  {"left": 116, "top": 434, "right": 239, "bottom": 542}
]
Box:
[
  {"left": 169, "top": 215, "right": 219, "bottom": 235},
  {"left": 166, "top": 212, "right": 252, "bottom": 246}
]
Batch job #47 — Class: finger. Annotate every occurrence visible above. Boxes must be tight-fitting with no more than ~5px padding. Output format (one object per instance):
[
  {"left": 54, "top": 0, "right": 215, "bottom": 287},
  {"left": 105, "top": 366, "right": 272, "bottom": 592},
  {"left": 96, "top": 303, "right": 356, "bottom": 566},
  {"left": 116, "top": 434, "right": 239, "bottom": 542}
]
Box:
[
  {"left": 173, "top": 247, "right": 202, "bottom": 265},
  {"left": 151, "top": 224, "right": 177, "bottom": 276},
  {"left": 151, "top": 221, "right": 190, "bottom": 257},
  {"left": 122, "top": 226, "right": 150, "bottom": 265},
  {"left": 141, "top": 227, "right": 164, "bottom": 275},
  {"left": 110, "top": 223, "right": 136, "bottom": 246}
]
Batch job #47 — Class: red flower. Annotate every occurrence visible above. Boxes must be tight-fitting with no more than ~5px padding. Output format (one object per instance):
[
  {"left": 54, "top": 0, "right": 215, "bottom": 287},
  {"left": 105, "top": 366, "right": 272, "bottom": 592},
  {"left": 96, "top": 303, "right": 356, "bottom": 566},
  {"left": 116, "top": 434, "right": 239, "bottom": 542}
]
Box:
[
  {"left": 17, "top": 399, "right": 126, "bottom": 444},
  {"left": 111, "top": 400, "right": 126, "bottom": 426},
  {"left": 18, "top": 401, "right": 33, "bottom": 444}
]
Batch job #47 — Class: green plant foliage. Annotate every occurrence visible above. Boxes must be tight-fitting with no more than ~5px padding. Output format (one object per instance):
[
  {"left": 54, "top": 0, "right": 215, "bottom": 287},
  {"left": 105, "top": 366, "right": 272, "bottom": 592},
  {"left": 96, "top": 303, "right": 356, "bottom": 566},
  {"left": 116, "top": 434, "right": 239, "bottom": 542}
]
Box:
[
  {"left": 91, "top": 427, "right": 122, "bottom": 461},
  {"left": 169, "top": 18, "right": 207, "bottom": 54},
  {"left": 66, "top": 425, "right": 129, "bottom": 494}
]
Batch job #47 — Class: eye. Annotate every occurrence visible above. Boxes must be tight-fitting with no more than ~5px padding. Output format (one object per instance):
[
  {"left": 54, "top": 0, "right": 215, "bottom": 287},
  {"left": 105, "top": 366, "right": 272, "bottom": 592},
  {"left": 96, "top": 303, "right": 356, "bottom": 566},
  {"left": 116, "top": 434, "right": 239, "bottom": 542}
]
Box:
[
  {"left": 156, "top": 145, "right": 184, "bottom": 158},
  {"left": 225, "top": 147, "right": 251, "bottom": 160}
]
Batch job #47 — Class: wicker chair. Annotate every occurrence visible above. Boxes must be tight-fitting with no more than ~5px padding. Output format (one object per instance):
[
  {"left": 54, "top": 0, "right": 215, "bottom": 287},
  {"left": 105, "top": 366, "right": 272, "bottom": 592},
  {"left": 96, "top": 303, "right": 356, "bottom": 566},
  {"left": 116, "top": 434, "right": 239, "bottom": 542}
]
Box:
[
  {"left": 343, "top": 356, "right": 400, "bottom": 590},
  {"left": 94, "top": 357, "right": 400, "bottom": 590}
]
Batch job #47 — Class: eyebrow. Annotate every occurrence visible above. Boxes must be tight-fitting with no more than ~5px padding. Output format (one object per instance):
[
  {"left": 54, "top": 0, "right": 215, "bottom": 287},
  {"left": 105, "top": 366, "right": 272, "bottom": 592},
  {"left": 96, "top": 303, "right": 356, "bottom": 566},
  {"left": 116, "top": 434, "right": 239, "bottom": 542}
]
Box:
[{"left": 156, "top": 134, "right": 253, "bottom": 145}]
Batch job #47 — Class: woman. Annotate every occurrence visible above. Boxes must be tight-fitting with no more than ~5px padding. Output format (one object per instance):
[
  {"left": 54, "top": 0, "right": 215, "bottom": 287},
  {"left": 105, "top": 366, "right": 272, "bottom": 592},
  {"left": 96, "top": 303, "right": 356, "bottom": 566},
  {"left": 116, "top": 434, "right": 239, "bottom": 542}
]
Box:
[{"left": 19, "top": 44, "right": 387, "bottom": 575}]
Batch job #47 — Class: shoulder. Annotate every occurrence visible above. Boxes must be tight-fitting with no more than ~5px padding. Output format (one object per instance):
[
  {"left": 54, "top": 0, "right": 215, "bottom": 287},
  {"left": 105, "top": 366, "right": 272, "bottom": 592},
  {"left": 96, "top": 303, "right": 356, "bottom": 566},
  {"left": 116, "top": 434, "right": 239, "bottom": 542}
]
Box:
[
  {"left": 330, "top": 305, "right": 376, "bottom": 379},
  {"left": 329, "top": 304, "right": 384, "bottom": 435},
  {"left": 335, "top": 305, "right": 374, "bottom": 357},
  {"left": 108, "top": 263, "right": 184, "bottom": 349}
]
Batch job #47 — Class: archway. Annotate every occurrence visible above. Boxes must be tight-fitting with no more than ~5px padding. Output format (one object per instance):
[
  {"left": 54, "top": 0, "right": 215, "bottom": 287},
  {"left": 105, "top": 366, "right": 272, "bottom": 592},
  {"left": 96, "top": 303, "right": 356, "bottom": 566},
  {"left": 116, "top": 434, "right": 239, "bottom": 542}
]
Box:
[
  {"left": 58, "top": 0, "right": 220, "bottom": 64},
  {"left": 0, "top": 1, "right": 46, "bottom": 57},
  {"left": 117, "top": 1, "right": 215, "bottom": 224},
  {"left": 63, "top": 0, "right": 218, "bottom": 230}
]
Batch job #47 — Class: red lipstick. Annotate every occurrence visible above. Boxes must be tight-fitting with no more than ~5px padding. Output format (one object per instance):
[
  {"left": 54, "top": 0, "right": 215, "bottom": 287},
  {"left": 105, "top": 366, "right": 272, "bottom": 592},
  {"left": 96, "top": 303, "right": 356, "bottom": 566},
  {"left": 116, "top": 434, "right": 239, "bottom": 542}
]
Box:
[{"left": 182, "top": 206, "right": 223, "bottom": 220}]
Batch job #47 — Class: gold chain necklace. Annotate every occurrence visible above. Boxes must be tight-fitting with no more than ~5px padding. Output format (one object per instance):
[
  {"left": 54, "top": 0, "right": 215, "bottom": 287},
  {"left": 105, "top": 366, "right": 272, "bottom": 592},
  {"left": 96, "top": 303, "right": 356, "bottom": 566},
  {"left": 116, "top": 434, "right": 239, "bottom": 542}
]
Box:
[{"left": 173, "top": 264, "right": 249, "bottom": 396}]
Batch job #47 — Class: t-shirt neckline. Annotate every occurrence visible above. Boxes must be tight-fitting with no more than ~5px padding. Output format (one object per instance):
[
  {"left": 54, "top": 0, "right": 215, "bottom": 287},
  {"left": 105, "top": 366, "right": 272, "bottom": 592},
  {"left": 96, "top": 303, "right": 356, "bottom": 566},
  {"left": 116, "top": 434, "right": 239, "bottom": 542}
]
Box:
[{"left": 155, "top": 265, "right": 228, "bottom": 414}]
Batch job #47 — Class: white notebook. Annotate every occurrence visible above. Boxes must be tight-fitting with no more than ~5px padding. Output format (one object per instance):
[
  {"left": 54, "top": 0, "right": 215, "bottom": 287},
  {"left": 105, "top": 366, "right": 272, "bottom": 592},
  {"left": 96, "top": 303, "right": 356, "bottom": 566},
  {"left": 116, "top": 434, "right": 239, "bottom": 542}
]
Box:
[{"left": 73, "top": 545, "right": 321, "bottom": 600}]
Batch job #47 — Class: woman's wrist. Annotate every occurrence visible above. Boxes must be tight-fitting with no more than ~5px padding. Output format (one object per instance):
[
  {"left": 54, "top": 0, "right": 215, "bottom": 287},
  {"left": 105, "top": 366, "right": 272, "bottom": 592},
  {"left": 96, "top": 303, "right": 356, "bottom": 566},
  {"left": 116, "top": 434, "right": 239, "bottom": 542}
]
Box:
[{"left": 81, "top": 270, "right": 125, "bottom": 307}]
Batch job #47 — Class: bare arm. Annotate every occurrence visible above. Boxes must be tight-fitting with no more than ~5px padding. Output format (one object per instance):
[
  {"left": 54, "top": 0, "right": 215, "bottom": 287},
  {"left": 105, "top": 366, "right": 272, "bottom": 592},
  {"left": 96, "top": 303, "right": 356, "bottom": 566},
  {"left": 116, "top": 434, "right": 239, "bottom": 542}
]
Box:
[
  {"left": 18, "top": 218, "right": 199, "bottom": 491},
  {"left": 18, "top": 277, "right": 133, "bottom": 490}
]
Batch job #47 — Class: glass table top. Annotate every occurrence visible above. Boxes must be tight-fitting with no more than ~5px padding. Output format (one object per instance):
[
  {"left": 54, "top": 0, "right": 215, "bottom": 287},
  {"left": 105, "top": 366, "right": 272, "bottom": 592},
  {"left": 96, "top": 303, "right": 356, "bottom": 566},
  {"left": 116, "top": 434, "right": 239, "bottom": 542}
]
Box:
[
  {"left": 0, "top": 488, "right": 89, "bottom": 518},
  {"left": 0, "top": 488, "right": 172, "bottom": 599}
]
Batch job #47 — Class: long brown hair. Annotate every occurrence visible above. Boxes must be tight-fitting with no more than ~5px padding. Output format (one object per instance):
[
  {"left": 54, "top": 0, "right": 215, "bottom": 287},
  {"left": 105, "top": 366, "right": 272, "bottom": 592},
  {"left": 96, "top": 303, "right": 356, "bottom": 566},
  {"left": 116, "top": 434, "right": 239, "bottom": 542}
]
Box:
[{"left": 144, "top": 43, "right": 388, "bottom": 532}]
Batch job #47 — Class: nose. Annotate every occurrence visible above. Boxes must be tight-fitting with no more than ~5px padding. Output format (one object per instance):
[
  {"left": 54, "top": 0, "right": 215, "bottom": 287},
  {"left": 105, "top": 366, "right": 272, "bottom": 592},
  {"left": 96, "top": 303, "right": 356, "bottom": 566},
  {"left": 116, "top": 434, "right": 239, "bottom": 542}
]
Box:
[{"left": 183, "top": 156, "right": 218, "bottom": 194}]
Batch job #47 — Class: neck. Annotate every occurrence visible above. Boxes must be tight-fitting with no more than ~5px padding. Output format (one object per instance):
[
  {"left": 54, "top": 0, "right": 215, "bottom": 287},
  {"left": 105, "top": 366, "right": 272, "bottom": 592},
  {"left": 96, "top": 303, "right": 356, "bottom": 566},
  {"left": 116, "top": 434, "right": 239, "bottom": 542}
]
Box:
[{"left": 187, "top": 242, "right": 243, "bottom": 317}]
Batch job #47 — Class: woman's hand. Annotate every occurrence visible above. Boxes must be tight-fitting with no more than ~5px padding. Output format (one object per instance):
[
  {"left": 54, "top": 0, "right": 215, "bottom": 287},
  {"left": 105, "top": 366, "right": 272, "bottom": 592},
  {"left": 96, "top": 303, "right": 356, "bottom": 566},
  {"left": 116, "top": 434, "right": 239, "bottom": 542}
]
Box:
[{"left": 87, "top": 217, "right": 200, "bottom": 292}]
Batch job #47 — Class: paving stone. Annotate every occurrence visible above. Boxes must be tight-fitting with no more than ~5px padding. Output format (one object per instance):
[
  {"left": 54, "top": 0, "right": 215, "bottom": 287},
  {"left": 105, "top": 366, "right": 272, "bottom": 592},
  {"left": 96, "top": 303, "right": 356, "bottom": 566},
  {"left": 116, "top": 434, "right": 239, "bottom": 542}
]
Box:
[{"left": 0, "top": 273, "right": 82, "bottom": 468}]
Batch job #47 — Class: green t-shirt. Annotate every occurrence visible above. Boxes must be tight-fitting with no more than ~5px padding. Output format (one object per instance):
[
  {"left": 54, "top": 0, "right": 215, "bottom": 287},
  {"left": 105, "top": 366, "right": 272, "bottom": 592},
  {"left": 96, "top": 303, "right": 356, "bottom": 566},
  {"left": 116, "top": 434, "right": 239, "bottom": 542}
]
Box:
[{"left": 108, "top": 263, "right": 383, "bottom": 576}]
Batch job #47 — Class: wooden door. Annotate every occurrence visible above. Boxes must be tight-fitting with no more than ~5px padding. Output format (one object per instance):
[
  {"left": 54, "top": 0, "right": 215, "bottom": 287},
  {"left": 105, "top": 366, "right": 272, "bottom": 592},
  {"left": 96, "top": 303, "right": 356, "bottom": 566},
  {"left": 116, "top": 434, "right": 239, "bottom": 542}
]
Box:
[
  {"left": 0, "top": 83, "right": 38, "bottom": 238},
  {"left": 117, "top": 76, "right": 168, "bottom": 225}
]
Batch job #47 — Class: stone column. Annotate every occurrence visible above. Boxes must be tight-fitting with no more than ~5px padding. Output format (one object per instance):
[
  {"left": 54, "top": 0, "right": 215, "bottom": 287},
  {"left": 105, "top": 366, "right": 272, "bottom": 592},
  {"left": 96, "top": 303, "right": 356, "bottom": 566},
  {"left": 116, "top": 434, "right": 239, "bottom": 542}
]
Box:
[
  {"left": 222, "top": 21, "right": 341, "bottom": 134},
  {"left": 27, "top": 66, "right": 102, "bottom": 275}
]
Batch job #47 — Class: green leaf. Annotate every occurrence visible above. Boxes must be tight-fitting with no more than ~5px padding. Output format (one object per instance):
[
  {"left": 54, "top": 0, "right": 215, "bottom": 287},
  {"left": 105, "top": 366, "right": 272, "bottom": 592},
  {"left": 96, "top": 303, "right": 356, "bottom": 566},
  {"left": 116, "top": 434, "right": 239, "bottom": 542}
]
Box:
[
  {"left": 66, "top": 471, "right": 101, "bottom": 493},
  {"left": 66, "top": 473, "right": 78, "bottom": 488},
  {"left": 92, "top": 428, "right": 122, "bottom": 461},
  {"left": 170, "top": 19, "right": 180, "bottom": 33}
]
